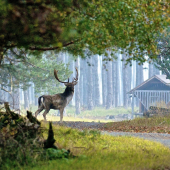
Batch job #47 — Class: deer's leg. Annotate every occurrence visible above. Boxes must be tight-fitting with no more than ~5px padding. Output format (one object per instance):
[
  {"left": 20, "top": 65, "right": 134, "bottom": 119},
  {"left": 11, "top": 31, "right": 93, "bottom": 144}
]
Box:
[
  {"left": 35, "top": 106, "right": 44, "bottom": 118},
  {"left": 42, "top": 108, "right": 50, "bottom": 121},
  {"left": 59, "top": 108, "right": 64, "bottom": 123}
]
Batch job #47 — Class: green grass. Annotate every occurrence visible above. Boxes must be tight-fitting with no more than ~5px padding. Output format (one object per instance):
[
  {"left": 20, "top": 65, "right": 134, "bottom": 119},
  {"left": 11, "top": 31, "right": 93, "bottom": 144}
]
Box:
[{"left": 17, "top": 122, "right": 170, "bottom": 170}]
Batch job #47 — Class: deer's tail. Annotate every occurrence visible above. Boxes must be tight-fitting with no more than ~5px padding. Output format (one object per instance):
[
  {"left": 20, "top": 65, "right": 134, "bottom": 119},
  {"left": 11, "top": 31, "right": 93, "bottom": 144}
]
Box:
[{"left": 38, "top": 96, "right": 44, "bottom": 107}]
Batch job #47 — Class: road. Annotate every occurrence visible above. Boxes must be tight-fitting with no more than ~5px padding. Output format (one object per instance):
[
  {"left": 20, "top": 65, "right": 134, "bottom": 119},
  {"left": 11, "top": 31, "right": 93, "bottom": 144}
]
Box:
[
  {"left": 102, "top": 131, "right": 170, "bottom": 148},
  {"left": 55, "top": 121, "right": 170, "bottom": 148}
]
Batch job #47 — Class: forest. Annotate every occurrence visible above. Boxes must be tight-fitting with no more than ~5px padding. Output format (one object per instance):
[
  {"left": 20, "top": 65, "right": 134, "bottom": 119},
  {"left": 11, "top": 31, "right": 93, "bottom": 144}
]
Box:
[{"left": 0, "top": 51, "right": 160, "bottom": 117}]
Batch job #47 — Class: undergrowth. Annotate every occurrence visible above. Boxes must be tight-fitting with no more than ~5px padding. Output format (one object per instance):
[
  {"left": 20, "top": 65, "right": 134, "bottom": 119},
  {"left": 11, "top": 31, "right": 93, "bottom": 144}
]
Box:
[{"left": 0, "top": 103, "right": 72, "bottom": 170}]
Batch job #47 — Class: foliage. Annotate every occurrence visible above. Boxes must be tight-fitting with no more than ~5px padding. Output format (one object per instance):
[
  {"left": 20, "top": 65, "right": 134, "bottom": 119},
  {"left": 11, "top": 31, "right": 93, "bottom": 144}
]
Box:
[
  {"left": 0, "top": 51, "right": 71, "bottom": 95},
  {"left": 46, "top": 148, "right": 70, "bottom": 159},
  {"left": 154, "top": 27, "right": 170, "bottom": 78},
  {"left": 0, "top": 103, "right": 45, "bottom": 168},
  {"left": 0, "top": 0, "right": 170, "bottom": 64},
  {"left": 27, "top": 52, "right": 71, "bottom": 94}
]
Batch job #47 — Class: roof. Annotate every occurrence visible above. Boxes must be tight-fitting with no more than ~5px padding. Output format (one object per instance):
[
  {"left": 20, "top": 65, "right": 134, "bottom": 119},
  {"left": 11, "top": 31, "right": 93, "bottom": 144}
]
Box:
[{"left": 128, "top": 75, "right": 170, "bottom": 94}]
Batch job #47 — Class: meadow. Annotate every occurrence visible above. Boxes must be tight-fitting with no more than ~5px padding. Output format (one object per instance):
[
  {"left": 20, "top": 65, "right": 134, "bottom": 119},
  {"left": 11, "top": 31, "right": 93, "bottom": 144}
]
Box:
[{"left": 23, "top": 122, "right": 170, "bottom": 170}]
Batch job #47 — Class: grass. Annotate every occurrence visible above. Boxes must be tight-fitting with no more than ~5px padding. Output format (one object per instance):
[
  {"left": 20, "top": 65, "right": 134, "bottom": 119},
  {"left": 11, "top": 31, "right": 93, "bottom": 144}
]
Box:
[
  {"left": 19, "top": 122, "right": 170, "bottom": 170},
  {"left": 3, "top": 103, "right": 170, "bottom": 169},
  {"left": 20, "top": 104, "right": 137, "bottom": 122}
]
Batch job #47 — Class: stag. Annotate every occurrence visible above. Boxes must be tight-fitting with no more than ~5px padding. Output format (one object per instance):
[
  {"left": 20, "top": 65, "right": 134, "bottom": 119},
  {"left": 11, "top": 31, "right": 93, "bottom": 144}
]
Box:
[{"left": 35, "top": 68, "right": 78, "bottom": 122}]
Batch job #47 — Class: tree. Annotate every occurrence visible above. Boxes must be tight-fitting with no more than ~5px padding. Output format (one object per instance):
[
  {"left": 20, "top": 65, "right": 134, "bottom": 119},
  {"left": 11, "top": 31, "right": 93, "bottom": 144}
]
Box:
[
  {"left": 75, "top": 58, "right": 80, "bottom": 115},
  {"left": 0, "top": 1, "right": 170, "bottom": 65},
  {"left": 106, "top": 51, "right": 113, "bottom": 109},
  {"left": 122, "top": 54, "right": 131, "bottom": 108},
  {"left": 87, "top": 57, "right": 93, "bottom": 110},
  {"left": 135, "top": 62, "right": 143, "bottom": 107},
  {"left": 136, "top": 63, "right": 144, "bottom": 86},
  {"left": 81, "top": 58, "right": 88, "bottom": 107},
  {"left": 93, "top": 55, "right": 100, "bottom": 107},
  {"left": 154, "top": 28, "right": 170, "bottom": 78},
  {"left": 102, "top": 55, "right": 107, "bottom": 107}
]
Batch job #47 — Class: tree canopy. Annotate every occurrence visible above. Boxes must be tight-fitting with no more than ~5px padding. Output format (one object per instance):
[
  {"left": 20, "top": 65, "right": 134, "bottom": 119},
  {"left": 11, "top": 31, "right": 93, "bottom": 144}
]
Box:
[
  {"left": 154, "top": 28, "right": 170, "bottom": 78},
  {"left": 0, "top": 0, "right": 170, "bottom": 64},
  {"left": 0, "top": 50, "right": 71, "bottom": 94}
]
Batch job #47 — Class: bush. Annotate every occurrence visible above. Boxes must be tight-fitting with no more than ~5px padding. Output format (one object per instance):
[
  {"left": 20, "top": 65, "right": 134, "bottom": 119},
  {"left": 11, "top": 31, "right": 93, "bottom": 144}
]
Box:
[
  {"left": 0, "top": 103, "right": 74, "bottom": 169},
  {"left": 0, "top": 103, "right": 45, "bottom": 169}
]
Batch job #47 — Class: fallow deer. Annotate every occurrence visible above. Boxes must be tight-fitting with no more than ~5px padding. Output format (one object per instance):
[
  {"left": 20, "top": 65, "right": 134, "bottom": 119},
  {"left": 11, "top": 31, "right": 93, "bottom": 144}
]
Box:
[{"left": 35, "top": 68, "right": 78, "bottom": 122}]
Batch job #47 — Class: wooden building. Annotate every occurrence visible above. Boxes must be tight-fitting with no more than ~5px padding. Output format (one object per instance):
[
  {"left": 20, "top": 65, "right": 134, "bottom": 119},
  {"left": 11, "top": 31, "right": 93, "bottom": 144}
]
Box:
[{"left": 128, "top": 75, "right": 170, "bottom": 114}]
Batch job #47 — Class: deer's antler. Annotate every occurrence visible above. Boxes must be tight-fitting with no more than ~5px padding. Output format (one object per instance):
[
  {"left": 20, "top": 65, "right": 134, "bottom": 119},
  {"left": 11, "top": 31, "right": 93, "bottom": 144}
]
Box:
[
  {"left": 73, "top": 67, "right": 78, "bottom": 82},
  {"left": 54, "top": 69, "right": 69, "bottom": 83}
]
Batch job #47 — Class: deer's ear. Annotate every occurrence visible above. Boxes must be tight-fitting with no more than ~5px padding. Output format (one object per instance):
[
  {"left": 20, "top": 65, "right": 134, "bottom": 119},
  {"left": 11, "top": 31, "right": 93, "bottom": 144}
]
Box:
[
  {"left": 64, "top": 83, "right": 68, "bottom": 86},
  {"left": 73, "top": 82, "right": 77, "bottom": 85}
]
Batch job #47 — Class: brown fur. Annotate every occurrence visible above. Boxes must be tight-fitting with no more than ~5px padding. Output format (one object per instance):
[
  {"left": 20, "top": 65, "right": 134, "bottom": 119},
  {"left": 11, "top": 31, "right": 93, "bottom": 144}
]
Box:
[{"left": 35, "top": 68, "right": 78, "bottom": 122}]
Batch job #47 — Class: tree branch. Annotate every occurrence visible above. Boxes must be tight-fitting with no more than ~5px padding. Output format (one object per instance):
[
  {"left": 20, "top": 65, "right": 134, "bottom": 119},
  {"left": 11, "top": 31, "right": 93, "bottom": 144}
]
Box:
[
  {"left": 1, "top": 86, "right": 12, "bottom": 94},
  {"left": 4, "top": 40, "right": 78, "bottom": 51},
  {"left": 25, "top": 60, "right": 50, "bottom": 72},
  {"left": 29, "top": 41, "right": 76, "bottom": 51}
]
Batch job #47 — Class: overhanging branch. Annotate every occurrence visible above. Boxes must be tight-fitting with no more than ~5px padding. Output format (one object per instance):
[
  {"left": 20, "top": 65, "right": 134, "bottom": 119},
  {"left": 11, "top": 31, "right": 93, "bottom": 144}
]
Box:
[
  {"left": 29, "top": 41, "right": 76, "bottom": 51},
  {"left": 4, "top": 40, "right": 78, "bottom": 51}
]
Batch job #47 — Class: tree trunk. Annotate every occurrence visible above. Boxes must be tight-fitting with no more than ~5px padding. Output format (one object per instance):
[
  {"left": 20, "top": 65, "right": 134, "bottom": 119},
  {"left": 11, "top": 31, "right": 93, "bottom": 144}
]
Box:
[
  {"left": 115, "top": 58, "right": 119, "bottom": 107},
  {"left": 112, "top": 59, "right": 118, "bottom": 107},
  {"left": 82, "top": 58, "right": 88, "bottom": 107},
  {"left": 122, "top": 54, "right": 128, "bottom": 108},
  {"left": 87, "top": 57, "right": 94, "bottom": 110},
  {"left": 75, "top": 58, "right": 81, "bottom": 115},
  {"left": 79, "top": 58, "right": 84, "bottom": 107},
  {"left": 24, "top": 89, "right": 29, "bottom": 110},
  {"left": 136, "top": 62, "right": 143, "bottom": 106},
  {"left": 102, "top": 55, "right": 107, "bottom": 107},
  {"left": 136, "top": 63, "right": 143, "bottom": 86},
  {"left": 12, "top": 86, "right": 20, "bottom": 112},
  {"left": 149, "top": 63, "right": 154, "bottom": 78},
  {"left": 106, "top": 53, "right": 113, "bottom": 109},
  {"left": 93, "top": 55, "right": 100, "bottom": 107}
]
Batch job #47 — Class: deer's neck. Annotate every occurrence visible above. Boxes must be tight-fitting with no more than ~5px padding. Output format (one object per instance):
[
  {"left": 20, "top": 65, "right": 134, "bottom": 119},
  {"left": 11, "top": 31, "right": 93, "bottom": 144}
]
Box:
[{"left": 63, "top": 86, "right": 74, "bottom": 97}]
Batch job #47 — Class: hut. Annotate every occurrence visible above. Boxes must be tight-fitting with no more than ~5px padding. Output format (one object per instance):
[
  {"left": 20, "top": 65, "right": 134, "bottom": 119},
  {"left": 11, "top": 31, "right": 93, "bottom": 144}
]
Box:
[{"left": 128, "top": 75, "right": 170, "bottom": 115}]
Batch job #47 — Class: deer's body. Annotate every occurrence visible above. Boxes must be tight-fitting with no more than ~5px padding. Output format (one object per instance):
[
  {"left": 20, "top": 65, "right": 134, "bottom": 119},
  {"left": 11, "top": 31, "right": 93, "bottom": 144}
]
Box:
[{"left": 35, "top": 68, "right": 78, "bottom": 122}]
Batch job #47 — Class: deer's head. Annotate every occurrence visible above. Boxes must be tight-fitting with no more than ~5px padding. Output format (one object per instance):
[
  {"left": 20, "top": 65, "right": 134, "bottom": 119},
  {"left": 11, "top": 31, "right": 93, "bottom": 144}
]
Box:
[{"left": 54, "top": 68, "right": 78, "bottom": 92}]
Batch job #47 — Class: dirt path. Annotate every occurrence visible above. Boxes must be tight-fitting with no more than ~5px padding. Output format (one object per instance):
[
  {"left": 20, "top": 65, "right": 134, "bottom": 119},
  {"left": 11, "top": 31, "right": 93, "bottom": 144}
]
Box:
[
  {"left": 102, "top": 131, "right": 170, "bottom": 148},
  {"left": 53, "top": 121, "right": 170, "bottom": 148}
]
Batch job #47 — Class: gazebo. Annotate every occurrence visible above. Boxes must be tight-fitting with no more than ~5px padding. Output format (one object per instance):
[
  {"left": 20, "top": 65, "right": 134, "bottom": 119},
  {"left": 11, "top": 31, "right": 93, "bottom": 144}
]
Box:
[{"left": 128, "top": 75, "right": 170, "bottom": 115}]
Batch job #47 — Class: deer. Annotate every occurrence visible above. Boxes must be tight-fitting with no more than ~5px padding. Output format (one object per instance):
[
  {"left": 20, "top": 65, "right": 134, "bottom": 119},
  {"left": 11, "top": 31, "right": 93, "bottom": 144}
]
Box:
[{"left": 35, "top": 68, "right": 78, "bottom": 123}]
